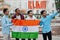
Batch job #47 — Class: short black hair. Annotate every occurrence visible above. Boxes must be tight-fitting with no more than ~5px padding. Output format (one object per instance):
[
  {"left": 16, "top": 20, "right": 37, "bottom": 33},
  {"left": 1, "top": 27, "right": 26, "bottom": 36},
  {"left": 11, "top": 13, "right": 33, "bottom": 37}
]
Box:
[
  {"left": 3, "top": 8, "right": 8, "bottom": 13},
  {"left": 27, "top": 10, "right": 32, "bottom": 14},
  {"left": 40, "top": 10, "right": 46, "bottom": 15},
  {"left": 15, "top": 8, "right": 19, "bottom": 12}
]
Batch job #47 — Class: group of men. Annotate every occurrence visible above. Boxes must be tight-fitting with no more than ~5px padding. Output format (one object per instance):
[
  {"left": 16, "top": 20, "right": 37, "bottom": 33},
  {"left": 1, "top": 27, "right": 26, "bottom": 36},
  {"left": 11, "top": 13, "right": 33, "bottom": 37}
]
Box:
[{"left": 2, "top": 8, "right": 58, "bottom": 40}]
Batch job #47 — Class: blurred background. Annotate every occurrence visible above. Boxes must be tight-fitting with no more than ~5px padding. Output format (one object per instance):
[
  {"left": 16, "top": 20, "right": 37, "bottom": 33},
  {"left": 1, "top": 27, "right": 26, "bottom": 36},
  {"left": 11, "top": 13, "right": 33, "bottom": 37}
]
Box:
[{"left": 0, "top": 0, "right": 60, "bottom": 40}]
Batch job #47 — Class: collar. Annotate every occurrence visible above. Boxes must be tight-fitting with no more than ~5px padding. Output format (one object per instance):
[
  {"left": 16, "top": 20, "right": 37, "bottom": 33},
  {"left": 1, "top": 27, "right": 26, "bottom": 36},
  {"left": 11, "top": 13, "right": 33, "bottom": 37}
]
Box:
[
  {"left": 28, "top": 16, "right": 33, "bottom": 18},
  {"left": 4, "top": 15, "right": 8, "bottom": 18}
]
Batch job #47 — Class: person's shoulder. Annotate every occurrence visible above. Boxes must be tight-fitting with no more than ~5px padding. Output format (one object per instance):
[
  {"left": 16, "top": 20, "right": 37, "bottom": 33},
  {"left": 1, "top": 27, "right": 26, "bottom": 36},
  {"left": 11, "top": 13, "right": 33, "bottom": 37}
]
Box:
[
  {"left": 20, "top": 14, "right": 24, "bottom": 16},
  {"left": 2, "top": 15, "right": 5, "bottom": 18},
  {"left": 12, "top": 14, "right": 16, "bottom": 18},
  {"left": 2, "top": 15, "right": 6, "bottom": 20},
  {"left": 40, "top": 17, "right": 43, "bottom": 20},
  {"left": 47, "top": 14, "right": 52, "bottom": 18}
]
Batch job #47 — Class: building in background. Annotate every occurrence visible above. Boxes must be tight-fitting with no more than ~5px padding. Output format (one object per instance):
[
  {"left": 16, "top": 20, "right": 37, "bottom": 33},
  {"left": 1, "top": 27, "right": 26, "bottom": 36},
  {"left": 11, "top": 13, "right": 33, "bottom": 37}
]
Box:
[
  {"left": 55, "top": 0, "right": 60, "bottom": 17},
  {"left": 0, "top": 0, "right": 56, "bottom": 13},
  {"left": 55, "top": 0, "right": 60, "bottom": 12},
  {"left": 0, "top": 0, "right": 60, "bottom": 36},
  {"left": 0, "top": 0, "right": 60, "bottom": 19}
]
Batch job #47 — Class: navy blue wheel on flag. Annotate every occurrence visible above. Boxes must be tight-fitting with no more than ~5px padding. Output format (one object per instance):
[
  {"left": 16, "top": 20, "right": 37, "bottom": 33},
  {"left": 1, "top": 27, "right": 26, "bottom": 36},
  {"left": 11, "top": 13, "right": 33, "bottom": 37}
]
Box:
[{"left": 22, "top": 26, "right": 28, "bottom": 32}]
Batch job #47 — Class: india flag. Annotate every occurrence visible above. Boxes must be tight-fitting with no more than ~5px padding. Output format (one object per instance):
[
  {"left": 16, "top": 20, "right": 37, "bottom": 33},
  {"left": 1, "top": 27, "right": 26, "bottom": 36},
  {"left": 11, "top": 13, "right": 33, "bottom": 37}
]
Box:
[{"left": 12, "top": 19, "right": 40, "bottom": 38}]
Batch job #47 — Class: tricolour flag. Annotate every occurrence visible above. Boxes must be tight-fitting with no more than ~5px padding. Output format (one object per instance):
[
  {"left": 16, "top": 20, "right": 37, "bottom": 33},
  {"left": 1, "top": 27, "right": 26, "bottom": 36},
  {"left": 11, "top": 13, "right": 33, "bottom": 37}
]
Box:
[{"left": 12, "top": 19, "right": 40, "bottom": 38}]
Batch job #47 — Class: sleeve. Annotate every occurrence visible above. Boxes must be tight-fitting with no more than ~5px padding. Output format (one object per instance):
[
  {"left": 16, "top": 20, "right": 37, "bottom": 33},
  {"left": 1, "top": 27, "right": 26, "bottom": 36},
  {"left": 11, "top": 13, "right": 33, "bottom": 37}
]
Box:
[
  {"left": 22, "top": 15, "right": 25, "bottom": 19},
  {"left": 39, "top": 18, "right": 43, "bottom": 27},
  {"left": 12, "top": 16, "right": 14, "bottom": 19},
  {"left": 1, "top": 18, "right": 12, "bottom": 27},
  {"left": 12, "top": 15, "right": 16, "bottom": 19},
  {"left": 49, "top": 11, "right": 58, "bottom": 19},
  {"left": 39, "top": 21, "right": 43, "bottom": 27},
  {"left": 21, "top": 14, "right": 25, "bottom": 20}
]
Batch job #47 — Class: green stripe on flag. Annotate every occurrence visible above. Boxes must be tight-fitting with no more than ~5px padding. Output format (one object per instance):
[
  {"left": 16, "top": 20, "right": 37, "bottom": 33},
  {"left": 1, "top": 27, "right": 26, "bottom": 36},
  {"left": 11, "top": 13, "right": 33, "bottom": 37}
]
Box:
[{"left": 12, "top": 32, "right": 38, "bottom": 38}]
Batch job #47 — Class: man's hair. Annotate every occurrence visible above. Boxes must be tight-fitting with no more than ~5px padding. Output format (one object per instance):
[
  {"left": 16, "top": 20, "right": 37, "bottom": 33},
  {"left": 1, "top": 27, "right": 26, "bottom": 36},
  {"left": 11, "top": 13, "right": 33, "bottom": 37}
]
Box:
[
  {"left": 40, "top": 10, "right": 46, "bottom": 15},
  {"left": 27, "top": 10, "right": 32, "bottom": 14},
  {"left": 3, "top": 8, "right": 8, "bottom": 13},
  {"left": 15, "top": 8, "right": 19, "bottom": 12}
]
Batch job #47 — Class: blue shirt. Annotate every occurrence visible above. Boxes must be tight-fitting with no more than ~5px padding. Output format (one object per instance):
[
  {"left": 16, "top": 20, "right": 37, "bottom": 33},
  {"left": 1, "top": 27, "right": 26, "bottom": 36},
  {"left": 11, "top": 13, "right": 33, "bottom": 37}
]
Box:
[
  {"left": 40, "top": 12, "right": 58, "bottom": 33},
  {"left": 1, "top": 15, "right": 12, "bottom": 34}
]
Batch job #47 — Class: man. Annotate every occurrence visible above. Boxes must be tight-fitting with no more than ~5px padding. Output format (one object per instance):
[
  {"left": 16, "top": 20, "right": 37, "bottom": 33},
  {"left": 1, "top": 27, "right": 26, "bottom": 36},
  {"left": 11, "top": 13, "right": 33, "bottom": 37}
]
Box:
[
  {"left": 40, "top": 10, "right": 58, "bottom": 40},
  {"left": 12, "top": 8, "right": 25, "bottom": 40},
  {"left": 12, "top": 8, "right": 24, "bottom": 20},
  {"left": 2, "top": 8, "right": 12, "bottom": 40},
  {"left": 26, "top": 10, "right": 37, "bottom": 40},
  {"left": 26, "top": 10, "right": 36, "bottom": 20}
]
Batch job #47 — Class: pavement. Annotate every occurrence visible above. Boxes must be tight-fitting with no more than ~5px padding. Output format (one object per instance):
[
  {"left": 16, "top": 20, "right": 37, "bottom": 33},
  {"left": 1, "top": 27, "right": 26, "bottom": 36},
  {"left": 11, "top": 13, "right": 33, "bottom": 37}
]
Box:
[
  {"left": 38, "top": 34, "right": 60, "bottom": 40},
  {"left": 0, "top": 33, "right": 60, "bottom": 40}
]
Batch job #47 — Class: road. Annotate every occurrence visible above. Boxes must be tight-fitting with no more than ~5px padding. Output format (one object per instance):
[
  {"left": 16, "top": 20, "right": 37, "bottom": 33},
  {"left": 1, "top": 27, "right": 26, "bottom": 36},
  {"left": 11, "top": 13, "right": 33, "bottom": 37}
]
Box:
[
  {"left": 38, "top": 34, "right": 60, "bottom": 40},
  {"left": 0, "top": 34, "right": 60, "bottom": 40}
]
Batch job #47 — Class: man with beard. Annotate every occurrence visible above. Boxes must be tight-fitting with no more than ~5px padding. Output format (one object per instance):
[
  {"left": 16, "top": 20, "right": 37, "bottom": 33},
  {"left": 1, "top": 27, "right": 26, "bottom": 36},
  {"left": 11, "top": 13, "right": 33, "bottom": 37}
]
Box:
[{"left": 12, "top": 8, "right": 25, "bottom": 40}]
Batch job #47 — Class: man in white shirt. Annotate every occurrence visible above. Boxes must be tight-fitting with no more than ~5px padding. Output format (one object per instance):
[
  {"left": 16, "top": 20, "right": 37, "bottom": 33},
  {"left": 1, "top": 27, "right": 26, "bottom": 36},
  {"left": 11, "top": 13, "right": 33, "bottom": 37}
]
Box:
[
  {"left": 26, "top": 10, "right": 37, "bottom": 40},
  {"left": 26, "top": 10, "right": 36, "bottom": 20}
]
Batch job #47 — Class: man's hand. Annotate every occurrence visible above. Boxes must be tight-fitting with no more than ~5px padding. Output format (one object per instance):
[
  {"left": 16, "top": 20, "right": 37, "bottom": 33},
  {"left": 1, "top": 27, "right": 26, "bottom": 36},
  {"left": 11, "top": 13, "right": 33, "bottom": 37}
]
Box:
[
  {"left": 39, "top": 27, "right": 42, "bottom": 32},
  {"left": 10, "top": 28, "right": 12, "bottom": 30}
]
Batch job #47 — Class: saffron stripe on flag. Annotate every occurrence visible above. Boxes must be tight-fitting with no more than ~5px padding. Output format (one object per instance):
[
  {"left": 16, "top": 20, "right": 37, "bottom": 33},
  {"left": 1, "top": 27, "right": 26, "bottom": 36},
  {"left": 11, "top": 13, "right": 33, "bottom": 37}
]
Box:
[{"left": 12, "top": 20, "right": 40, "bottom": 26}]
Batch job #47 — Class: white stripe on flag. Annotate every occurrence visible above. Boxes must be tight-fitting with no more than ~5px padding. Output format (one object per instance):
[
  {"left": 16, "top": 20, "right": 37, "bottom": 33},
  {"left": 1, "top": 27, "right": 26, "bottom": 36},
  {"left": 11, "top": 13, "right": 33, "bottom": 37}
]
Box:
[{"left": 12, "top": 26, "right": 39, "bottom": 32}]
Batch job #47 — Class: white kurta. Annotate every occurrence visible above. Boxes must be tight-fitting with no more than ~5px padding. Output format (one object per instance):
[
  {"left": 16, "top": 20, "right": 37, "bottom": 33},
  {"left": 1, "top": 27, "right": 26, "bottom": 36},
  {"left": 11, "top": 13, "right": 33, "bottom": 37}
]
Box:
[
  {"left": 26, "top": 16, "right": 37, "bottom": 20},
  {"left": 16, "top": 15, "right": 21, "bottom": 19}
]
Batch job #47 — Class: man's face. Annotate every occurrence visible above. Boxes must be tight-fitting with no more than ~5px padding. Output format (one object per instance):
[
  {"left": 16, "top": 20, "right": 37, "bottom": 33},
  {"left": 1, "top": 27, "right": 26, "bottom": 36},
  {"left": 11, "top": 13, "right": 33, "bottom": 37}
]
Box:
[
  {"left": 28, "top": 12, "right": 33, "bottom": 17},
  {"left": 42, "top": 11, "right": 47, "bottom": 17},
  {"left": 16, "top": 9, "right": 20, "bottom": 14},
  {"left": 5, "top": 10, "right": 9, "bottom": 15}
]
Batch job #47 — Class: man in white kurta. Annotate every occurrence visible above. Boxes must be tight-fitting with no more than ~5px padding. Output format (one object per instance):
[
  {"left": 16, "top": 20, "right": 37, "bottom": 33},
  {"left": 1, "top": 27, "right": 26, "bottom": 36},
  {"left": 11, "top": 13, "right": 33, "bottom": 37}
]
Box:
[{"left": 26, "top": 10, "right": 37, "bottom": 40}]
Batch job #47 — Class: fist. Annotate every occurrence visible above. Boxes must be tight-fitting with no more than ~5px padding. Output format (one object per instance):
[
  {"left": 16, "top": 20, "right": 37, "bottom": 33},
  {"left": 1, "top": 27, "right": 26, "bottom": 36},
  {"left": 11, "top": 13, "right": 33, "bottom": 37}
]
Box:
[{"left": 39, "top": 28, "right": 42, "bottom": 32}]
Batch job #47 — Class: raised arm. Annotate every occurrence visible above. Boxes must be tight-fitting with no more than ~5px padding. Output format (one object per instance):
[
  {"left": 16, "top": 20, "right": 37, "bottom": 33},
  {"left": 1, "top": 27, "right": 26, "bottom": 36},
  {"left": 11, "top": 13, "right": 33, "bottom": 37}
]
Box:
[{"left": 49, "top": 11, "right": 58, "bottom": 19}]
